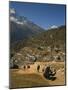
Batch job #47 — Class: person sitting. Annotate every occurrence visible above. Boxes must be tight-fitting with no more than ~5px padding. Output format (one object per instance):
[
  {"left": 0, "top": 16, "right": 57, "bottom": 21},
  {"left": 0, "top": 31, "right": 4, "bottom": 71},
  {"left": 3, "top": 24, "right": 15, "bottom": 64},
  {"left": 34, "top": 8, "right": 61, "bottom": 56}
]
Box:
[{"left": 43, "top": 66, "right": 56, "bottom": 80}]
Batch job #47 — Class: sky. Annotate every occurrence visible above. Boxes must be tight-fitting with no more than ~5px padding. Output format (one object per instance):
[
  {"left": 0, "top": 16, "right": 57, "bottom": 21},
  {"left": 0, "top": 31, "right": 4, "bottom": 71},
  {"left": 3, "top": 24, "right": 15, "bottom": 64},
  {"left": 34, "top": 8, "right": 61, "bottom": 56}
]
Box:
[{"left": 9, "top": 1, "right": 66, "bottom": 29}]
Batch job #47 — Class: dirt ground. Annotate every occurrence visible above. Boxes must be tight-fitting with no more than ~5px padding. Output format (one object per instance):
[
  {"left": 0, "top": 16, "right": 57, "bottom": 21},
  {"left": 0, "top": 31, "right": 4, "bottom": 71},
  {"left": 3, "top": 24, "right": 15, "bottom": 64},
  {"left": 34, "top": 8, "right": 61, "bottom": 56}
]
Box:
[{"left": 9, "top": 61, "right": 66, "bottom": 89}]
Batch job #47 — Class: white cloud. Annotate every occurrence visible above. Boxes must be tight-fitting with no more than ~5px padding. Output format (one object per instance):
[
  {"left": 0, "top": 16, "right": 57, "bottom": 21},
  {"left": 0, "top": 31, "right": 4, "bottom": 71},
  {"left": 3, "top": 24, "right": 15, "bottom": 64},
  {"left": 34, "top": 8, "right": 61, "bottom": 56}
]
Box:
[
  {"left": 10, "top": 8, "right": 16, "bottom": 14},
  {"left": 16, "top": 21, "right": 24, "bottom": 25},
  {"left": 10, "top": 16, "right": 24, "bottom": 25},
  {"left": 10, "top": 8, "right": 24, "bottom": 25},
  {"left": 10, "top": 16, "right": 17, "bottom": 22},
  {"left": 50, "top": 25, "right": 58, "bottom": 29}
]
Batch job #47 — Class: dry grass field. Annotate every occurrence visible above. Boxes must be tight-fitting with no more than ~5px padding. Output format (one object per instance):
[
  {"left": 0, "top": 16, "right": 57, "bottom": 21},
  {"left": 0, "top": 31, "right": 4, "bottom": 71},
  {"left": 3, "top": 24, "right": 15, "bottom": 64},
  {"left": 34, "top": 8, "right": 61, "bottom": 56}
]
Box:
[{"left": 9, "top": 61, "right": 66, "bottom": 89}]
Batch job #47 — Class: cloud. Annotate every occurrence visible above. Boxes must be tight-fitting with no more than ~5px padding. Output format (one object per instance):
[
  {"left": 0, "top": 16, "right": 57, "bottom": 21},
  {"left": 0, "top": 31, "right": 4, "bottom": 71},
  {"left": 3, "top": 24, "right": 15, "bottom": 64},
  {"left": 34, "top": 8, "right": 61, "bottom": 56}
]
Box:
[
  {"left": 10, "top": 8, "right": 16, "bottom": 14},
  {"left": 10, "top": 16, "right": 17, "bottom": 22},
  {"left": 10, "top": 16, "right": 24, "bottom": 25},
  {"left": 9, "top": 8, "right": 24, "bottom": 25},
  {"left": 50, "top": 25, "right": 58, "bottom": 29},
  {"left": 16, "top": 21, "right": 24, "bottom": 25}
]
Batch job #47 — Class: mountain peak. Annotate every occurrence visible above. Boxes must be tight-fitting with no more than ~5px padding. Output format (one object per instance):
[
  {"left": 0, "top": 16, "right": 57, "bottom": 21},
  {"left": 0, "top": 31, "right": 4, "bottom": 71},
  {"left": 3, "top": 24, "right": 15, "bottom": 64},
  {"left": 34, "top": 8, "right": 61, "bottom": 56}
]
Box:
[
  {"left": 10, "top": 8, "right": 28, "bottom": 25},
  {"left": 10, "top": 8, "right": 45, "bottom": 43},
  {"left": 50, "top": 25, "right": 58, "bottom": 29}
]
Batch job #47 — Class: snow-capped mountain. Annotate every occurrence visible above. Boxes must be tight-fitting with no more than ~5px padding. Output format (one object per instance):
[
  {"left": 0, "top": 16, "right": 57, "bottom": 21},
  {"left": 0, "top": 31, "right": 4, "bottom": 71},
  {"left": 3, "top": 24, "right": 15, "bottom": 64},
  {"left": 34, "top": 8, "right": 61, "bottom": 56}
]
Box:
[
  {"left": 10, "top": 8, "right": 45, "bottom": 43},
  {"left": 50, "top": 25, "right": 58, "bottom": 29},
  {"left": 10, "top": 8, "right": 28, "bottom": 25}
]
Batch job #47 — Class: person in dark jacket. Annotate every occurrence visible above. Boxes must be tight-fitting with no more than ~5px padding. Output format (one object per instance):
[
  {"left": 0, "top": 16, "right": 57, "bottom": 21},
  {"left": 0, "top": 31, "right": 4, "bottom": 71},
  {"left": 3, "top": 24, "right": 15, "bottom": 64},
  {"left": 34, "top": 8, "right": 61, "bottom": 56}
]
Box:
[
  {"left": 37, "top": 65, "right": 40, "bottom": 72},
  {"left": 43, "top": 66, "right": 56, "bottom": 80}
]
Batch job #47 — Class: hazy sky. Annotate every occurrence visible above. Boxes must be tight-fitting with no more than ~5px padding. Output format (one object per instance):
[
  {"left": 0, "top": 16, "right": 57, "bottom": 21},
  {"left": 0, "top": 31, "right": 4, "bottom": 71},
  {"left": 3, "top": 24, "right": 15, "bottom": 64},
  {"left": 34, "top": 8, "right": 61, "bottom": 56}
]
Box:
[{"left": 9, "top": 1, "right": 66, "bottom": 29}]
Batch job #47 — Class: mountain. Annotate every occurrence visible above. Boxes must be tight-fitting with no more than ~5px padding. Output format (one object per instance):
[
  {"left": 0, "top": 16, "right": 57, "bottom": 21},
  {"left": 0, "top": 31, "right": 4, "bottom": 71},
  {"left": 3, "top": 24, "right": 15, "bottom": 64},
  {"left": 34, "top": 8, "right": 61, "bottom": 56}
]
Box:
[
  {"left": 10, "top": 8, "right": 45, "bottom": 53},
  {"left": 10, "top": 9, "right": 45, "bottom": 43},
  {"left": 10, "top": 25, "right": 66, "bottom": 68},
  {"left": 26, "top": 25, "right": 66, "bottom": 48}
]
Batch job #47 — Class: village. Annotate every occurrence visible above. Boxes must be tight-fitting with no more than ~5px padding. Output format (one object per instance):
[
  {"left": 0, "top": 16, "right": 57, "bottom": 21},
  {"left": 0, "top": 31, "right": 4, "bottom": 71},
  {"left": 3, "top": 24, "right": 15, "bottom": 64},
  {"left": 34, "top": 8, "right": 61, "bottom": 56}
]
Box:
[{"left": 10, "top": 45, "right": 65, "bottom": 68}]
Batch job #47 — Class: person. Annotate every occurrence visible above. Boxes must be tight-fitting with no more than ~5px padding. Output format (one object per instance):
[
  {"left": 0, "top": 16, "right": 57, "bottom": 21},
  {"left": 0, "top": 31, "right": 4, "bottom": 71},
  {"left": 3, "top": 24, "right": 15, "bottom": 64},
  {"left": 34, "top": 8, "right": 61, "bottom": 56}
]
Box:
[
  {"left": 23, "top": 65, "right": 26, "bottom": 70},
  {"left": 37, "top": 65, "right": 40, "bottom": 72},
  {"left": 43, "top": 65, "right": 56, "bottom": 80}
]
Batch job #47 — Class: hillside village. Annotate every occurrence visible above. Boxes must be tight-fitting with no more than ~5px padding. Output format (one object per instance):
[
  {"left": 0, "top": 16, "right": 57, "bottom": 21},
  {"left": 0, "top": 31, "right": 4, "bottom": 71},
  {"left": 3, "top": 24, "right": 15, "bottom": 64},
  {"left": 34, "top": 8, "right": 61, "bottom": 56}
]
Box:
[{"left": 10, "top": 45, "right": 65, "bottom": 69}]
